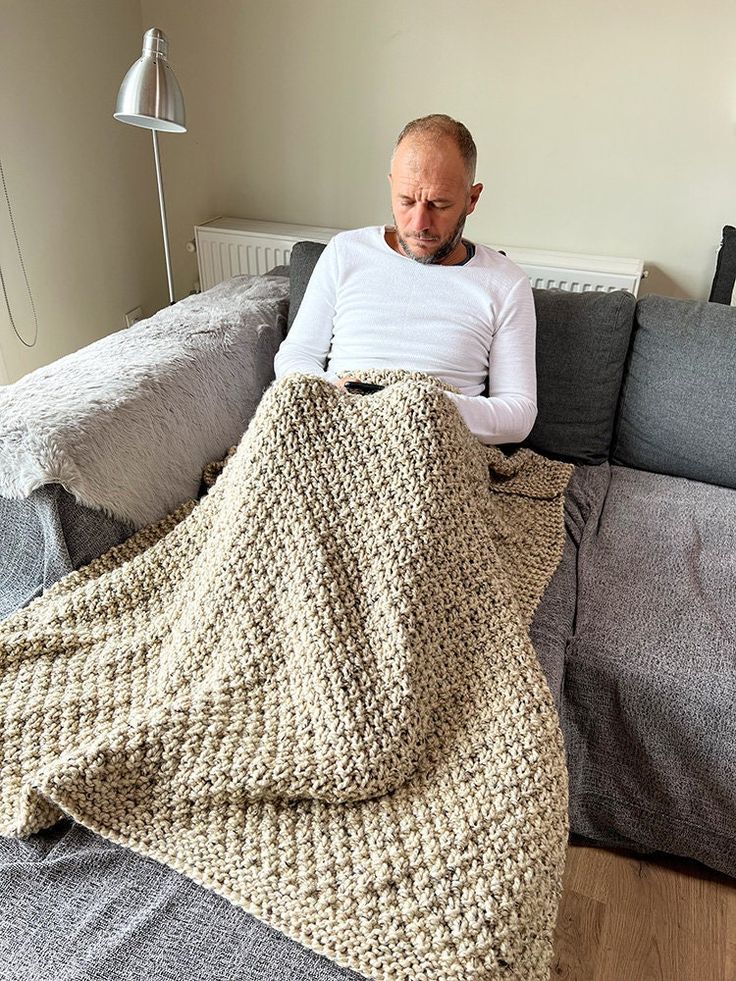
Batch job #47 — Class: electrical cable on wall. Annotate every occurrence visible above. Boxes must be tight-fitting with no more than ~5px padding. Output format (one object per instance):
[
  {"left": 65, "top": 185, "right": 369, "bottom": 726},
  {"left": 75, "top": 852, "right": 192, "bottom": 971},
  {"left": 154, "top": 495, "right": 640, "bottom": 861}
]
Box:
[{"left": 0, "top": 155, "right": 38, "bottom": 348}]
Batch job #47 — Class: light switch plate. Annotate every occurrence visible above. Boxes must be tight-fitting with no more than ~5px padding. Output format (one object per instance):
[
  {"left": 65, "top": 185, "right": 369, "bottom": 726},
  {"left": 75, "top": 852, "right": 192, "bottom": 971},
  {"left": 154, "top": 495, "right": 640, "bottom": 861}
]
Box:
[{"left": 125, "top": 306, "right": 144, "bottom": 328}]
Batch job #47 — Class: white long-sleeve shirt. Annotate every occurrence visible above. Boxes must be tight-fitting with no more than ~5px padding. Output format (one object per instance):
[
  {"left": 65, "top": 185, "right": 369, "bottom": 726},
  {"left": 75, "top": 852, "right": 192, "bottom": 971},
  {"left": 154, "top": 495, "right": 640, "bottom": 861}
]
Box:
[{"left": 274, "top": 225, "right": 537, "bottom": 444}]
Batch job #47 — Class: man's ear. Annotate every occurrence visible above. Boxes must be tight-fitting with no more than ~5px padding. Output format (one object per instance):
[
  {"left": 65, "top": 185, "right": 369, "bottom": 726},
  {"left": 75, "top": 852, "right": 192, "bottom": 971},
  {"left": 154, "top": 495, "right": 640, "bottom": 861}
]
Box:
[{"left": 466, "top": 182, "right": 483, "bottom": 216}]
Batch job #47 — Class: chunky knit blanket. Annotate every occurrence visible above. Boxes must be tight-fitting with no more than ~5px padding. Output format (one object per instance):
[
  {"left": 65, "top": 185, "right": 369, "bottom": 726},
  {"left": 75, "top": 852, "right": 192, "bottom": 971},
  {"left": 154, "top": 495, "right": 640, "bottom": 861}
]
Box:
[{"left": 0, "top": 371, "right": 572, "bottom": 981}]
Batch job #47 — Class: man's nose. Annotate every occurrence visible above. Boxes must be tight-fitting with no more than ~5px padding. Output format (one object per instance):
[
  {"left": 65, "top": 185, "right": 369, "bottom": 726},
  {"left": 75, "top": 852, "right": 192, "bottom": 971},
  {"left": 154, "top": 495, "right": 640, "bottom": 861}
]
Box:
[{"left": 411, "top": 204, "right": 431, "bottom": 231}]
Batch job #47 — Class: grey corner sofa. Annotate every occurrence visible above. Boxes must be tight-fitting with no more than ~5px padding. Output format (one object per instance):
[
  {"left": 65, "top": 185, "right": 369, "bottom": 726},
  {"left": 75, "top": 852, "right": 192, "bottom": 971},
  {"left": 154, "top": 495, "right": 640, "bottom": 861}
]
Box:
[{"left": 0, "top": 246, "right": 734, "bottom": 981}]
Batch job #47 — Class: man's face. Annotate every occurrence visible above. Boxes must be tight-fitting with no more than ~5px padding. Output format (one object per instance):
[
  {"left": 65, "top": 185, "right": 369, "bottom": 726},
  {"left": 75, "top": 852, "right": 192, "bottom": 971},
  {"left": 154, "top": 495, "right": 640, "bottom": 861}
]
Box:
[{"left": 388, "top": 137, "right": 483, "bottom": 265}]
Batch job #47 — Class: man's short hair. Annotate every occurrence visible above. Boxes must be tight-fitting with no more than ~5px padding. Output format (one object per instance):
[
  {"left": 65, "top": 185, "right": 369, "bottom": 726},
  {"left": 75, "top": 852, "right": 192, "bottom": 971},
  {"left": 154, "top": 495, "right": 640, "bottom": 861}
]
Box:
[{"left": 393, "top": 114, "right": 477, "bottom": 184}]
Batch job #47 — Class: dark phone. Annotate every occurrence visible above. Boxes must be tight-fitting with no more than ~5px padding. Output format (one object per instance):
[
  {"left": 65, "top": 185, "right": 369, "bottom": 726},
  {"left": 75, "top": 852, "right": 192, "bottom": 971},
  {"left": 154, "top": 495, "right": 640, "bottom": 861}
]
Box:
[{"left": 343, "top": 381, "right": 386, "bottom": 395}]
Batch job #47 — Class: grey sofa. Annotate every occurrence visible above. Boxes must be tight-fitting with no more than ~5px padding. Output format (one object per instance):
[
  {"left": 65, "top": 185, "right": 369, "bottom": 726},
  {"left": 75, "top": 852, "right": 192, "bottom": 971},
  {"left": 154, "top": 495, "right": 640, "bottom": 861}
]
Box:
[{"left": 1, "top": 249, "right": 734, "bottom": 980}]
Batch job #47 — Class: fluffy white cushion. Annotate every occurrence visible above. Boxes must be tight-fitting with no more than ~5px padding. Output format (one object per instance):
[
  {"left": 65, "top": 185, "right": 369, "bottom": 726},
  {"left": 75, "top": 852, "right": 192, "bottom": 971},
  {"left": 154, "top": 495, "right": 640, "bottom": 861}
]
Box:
[{"left": 0, "top": 275, "right": 288, "bottom": 528}]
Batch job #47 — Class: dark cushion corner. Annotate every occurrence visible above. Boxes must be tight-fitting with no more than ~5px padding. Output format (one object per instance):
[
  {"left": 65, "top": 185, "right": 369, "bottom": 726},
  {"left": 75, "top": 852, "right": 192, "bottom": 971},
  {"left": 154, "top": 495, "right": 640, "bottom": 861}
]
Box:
[
  {"left": 287, "top": 241, "right": 327, "bottom": 330},
  {"left": 709, "top": 225, "right": 736, "bottom": 305},
  {"left": 525, "top": 288, "right": 637, "bottom": 465}
]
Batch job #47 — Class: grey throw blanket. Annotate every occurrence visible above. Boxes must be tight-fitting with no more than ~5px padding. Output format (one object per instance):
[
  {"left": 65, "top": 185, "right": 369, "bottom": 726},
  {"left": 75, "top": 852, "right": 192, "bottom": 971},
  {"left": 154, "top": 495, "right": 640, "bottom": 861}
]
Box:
[
  {"left": 532, "top": 462, "right": 736, "bottom": 879},
  {"left": 0, "top": 488, "right": 132, "bottom": 621},
  {"left": 0, "top": 820, "right": 362, "bottom": 981},
  {"left": 0, "top": 275, "right": 288, "bottom": 529}
]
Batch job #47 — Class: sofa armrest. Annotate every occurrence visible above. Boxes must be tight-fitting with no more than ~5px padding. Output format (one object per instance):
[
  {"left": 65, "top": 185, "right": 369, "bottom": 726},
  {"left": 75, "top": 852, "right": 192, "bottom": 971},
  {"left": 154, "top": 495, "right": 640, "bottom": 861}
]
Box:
[{"left": 0, "top": 274, "right": 288, "bottom": 528}]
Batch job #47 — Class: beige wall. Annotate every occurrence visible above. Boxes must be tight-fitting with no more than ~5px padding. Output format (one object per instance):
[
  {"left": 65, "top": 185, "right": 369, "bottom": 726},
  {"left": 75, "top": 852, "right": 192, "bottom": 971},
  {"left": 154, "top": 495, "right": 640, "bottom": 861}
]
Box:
[
  {"left": 0, "top": 0, "right": 166, "bottom": 384},
  {"left": 2, "top": 0, "right": 735, "bottom": 383},
  {"left": 142, "top": 0, "right": 736, "bottom": 301}
]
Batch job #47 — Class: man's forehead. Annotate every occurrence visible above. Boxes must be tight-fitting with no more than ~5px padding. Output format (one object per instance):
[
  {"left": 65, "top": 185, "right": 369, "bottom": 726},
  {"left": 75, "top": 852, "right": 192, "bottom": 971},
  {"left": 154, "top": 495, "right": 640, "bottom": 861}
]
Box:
[
  {"left": 393, "top": 175, "right": 461, "bottom": 202},
  {"left": 391, "top": 137, "right": 468, "bottom": 189}
]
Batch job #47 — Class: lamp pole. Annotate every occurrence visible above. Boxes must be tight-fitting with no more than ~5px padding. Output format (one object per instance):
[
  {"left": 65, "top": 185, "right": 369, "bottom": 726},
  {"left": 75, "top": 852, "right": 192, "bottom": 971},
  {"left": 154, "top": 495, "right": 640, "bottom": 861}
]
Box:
[
  {"left": 151, "top": 130, "right": 175, "bottom": 305},
  {"left": 114, "top": 28, "right": 186, "bottom": 307}
]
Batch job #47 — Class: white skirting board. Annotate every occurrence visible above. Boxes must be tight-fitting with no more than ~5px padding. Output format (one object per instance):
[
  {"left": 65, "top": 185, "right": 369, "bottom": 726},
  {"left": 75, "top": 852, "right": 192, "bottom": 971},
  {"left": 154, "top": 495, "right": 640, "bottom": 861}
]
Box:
[{"left": 194, "top": 217, "right": 646, "bottom": 296}]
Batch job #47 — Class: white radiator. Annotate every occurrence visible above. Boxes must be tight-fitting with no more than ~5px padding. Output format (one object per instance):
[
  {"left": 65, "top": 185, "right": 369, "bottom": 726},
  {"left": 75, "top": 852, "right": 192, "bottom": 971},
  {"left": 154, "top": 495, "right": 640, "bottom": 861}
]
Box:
[
  {"left": 195, "top": 219, "right": 342, "bottom": 290},
  {"left": 194, "top": 217, "right": 645, "bottom": 295}
]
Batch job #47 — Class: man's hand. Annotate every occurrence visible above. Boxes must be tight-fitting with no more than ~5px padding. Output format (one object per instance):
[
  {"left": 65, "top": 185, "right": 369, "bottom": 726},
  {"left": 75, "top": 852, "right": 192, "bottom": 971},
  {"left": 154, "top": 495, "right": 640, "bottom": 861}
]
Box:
[{"left": 335, "top": 375, "right": 359, "bottom": 393}]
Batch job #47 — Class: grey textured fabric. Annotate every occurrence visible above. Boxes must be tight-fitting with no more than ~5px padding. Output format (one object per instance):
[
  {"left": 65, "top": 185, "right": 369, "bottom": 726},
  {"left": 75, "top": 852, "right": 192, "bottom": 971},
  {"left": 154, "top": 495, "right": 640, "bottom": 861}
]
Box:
[
  {"left": 612, "top": 295, "right": 736, "bottom": 489},
  {"left": 0, "top": 486, "right": 132, "bottom": 621},
  {"left": 530, "top": 465, "right": 607, "bottom": 711},
  {"left": 526, "top": 289, "right": 636, "bottom": 465},
  {"left": 285, "top": 241, "right": 636, "bottom": 464},
  {"left": 560, "top": 464, "right": 736, "bottom": 877},
  {"left": 287, "top": 241, "right": 327, "bottom": 330},
  {"left": 0, "top": 822, "right": 363, "bottom": 981}
]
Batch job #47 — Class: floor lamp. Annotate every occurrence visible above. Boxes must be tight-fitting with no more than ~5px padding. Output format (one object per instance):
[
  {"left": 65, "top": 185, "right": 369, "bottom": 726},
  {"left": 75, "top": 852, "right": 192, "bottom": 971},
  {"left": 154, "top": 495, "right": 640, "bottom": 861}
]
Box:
[{"left": 114, "top": 28, "right": 186, "bottom": 306}]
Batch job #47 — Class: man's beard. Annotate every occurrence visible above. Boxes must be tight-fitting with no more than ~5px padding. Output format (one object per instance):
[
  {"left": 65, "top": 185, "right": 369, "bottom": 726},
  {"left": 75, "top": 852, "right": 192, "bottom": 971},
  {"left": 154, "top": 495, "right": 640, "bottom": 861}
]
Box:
[{"left": 394, "top": 210, "right": 467, "bottom": 265}]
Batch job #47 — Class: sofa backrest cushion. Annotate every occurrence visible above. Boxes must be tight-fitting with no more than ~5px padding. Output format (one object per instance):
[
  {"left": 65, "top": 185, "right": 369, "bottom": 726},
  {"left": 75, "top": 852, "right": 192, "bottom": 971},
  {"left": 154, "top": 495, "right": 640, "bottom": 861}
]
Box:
[
  {"left": 288, "top": 240, "right": 636, "bottom": 464},
  {"left": 287, "top": 241, "right": 327, "bottom": 329},
  {"left": 526, "top": 289, "right": 636, "bottom": 464},
  {"left": 709, "top": 225, "right": 736, "bottom": 304},
  {"left": 612, "top": 295, "right": 736, "bottom": 488}
]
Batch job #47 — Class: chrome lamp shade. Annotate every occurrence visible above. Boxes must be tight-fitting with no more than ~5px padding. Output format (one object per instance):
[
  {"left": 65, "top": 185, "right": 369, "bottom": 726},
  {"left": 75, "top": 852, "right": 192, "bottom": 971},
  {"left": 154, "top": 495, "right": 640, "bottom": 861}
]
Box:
[
  {"left": 114, "top": 28, "right": 186, "bottom": 305},
  {"left": 114, "top": 28, "right": 185, "bottom": 132}
]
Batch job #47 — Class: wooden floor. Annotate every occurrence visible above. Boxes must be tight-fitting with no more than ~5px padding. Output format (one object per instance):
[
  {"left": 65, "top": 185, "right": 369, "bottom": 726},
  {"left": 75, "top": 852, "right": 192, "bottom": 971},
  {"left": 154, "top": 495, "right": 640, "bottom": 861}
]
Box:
[{"left": 551, "top": 838, "right": 736, "bottom": 981}]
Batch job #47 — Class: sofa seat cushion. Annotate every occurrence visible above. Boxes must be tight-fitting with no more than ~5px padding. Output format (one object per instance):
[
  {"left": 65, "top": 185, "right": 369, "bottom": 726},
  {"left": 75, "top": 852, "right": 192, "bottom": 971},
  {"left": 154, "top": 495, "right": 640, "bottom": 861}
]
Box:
[
  {"left": 612, "top": 295, "right": 736, "bottom": 489},
  {"left": 562, "top": 464, "right": 736, "bottom": 876}
]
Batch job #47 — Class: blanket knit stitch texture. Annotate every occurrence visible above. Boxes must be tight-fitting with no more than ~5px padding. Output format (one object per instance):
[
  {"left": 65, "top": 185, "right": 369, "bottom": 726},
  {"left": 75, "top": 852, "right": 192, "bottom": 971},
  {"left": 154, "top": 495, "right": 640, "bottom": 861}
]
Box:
[{"left": 0, "top": 371, "right": 572, "bottom": 981}]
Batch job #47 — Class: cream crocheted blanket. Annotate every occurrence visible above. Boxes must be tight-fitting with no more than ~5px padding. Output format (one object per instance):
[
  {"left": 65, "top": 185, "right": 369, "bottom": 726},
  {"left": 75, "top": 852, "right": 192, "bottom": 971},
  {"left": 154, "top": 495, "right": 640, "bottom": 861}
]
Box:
[{"left": 0, "top": 371, "right": 572, "bottom": 981}]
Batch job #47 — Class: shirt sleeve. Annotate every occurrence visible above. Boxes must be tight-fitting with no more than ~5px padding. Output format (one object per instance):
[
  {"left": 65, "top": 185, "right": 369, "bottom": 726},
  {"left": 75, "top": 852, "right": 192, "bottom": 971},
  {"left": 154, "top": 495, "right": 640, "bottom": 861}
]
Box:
[
  {"left": 444, "top": 275, "right": 537, "bottom": 445},
  {"left": 273, "top": 240, "right": 340, "bottom": 383}
]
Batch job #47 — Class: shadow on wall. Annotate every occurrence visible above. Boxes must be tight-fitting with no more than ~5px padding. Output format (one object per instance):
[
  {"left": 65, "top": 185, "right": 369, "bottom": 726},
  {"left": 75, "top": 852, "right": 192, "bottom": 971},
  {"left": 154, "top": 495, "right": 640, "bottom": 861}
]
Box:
[{"left": 640, "top": 266, "right": 692, "bottom": 301}]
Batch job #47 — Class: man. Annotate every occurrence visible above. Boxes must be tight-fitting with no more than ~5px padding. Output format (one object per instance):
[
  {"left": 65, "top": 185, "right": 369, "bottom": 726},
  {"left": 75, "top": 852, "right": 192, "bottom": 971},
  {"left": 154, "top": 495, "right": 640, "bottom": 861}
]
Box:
[{"left": 274, "top": 114, "right": 537, "bottom": 445}]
